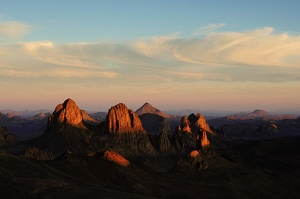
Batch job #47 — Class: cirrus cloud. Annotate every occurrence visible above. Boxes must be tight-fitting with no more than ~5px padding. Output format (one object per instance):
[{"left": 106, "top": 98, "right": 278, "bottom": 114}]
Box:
[
  {"left": 0, "top": 26, "right": 299, "bottom": 83},
  {"left": 0, "top": 21, "right": 31, "bottom": 39}
]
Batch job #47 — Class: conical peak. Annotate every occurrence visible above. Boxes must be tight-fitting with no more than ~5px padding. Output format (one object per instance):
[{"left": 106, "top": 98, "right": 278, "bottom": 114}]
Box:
[
  {"left": 143, "top": 102, "right": 153, "bottom": 107},
  {"left": 63, "top": 98, "right": 77, "bottom": 107},
  {"left": 136, "top": 102, "right": 170, "bottom": 118},
  {"left": 47, "top": 98, "right": 83, "bottom": 130}
]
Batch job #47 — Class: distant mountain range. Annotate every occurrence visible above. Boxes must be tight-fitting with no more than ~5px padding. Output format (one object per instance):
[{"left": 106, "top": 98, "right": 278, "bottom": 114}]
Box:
[{"left": 0, "top": 109, "right": 51, "bottom": 118}]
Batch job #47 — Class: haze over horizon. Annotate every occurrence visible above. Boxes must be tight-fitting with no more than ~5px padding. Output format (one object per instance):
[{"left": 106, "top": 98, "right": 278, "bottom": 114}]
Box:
[{"left": 0, "top": 1, "right": 299, "bottom": 112}]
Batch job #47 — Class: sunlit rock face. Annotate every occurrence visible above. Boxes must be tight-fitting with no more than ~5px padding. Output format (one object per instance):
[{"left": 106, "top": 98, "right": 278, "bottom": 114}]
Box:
[
  {"left": 199, "top": 130, "right": 210, "bottom": 148},
  {"left": 104, "top": 103, "right": 145, "bottom": 134},
  {"left": 102, "top": 150, "right": 130, "bottom": 167},
  {"left": 46, "top": 98, "right": 83, "bottom": 131},
  {"left": 101, "top": 103, "right": 156, "bottom": 155},
  {"left": 181, "top": 116, "right": 192, "bottom": 133},
  {"left": 36, "top": 99, "right": 93, "bottom": 156},
  {"left": 174, "top": 113, "right": 212, "bottom": 151},
  {"left": 188, "top": 113, "right": 214, "bottom": 134}
]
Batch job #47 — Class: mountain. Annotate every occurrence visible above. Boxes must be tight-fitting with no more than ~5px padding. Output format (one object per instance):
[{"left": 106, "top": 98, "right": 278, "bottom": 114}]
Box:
[
  {"left": 103, "top": 103, "right": 145, "bottom": 134},
  {"left": 32, "top": 98, "right": 94, "bottom": 156},
  {"left": 46, "top": 98, "right": 84, "bottom": 131},
  {"left": 81, "top": 110, "right": 100, "bottom": 125},
  {"left": 0, "top": 109, "right": 51, "bottom": 118},
  {"left": 88, "top": 111, "right": 107, "bottom": 121},
  {"left": 100, "top": 103, "right": 156, "bottom": 155},
  {"left": 224, "top": 109, "right": 298, "bottom": 121},
  {"left": 136, "top": 102, "right": 170, "bottom": 118},
  {"left": 0, "top": 99, "right": 299, "bottom": 198},
  {"left": 139, "top": 113, "right": 171, "bottom": 135},
  {"left": 208, "top": 109, "right": 300, "bottom": 140}
]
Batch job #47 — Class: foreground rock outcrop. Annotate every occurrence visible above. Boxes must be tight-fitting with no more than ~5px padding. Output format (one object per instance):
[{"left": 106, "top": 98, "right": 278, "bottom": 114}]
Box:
[
  {"left": 101, "top": 150, "right": 130, "bottom": 167},
  {"left": 176, "top": 150, "right": 208, "bottom": 171}
]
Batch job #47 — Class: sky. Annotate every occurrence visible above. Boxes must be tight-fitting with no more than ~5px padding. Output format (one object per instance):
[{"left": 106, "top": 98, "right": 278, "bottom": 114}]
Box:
[{"left": 0, "top": 0, "right": 300, "bottom": 112}]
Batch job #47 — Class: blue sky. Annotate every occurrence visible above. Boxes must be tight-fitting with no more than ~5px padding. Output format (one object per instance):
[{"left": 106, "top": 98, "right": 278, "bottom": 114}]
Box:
[{"left": 0, "top": 0, "right": 299, "bottom": 112}]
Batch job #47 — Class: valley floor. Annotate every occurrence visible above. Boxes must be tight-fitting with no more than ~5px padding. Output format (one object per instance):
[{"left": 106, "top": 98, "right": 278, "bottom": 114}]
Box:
[{"left": 1, "top": 137, "right": 299, "bottom": 199}]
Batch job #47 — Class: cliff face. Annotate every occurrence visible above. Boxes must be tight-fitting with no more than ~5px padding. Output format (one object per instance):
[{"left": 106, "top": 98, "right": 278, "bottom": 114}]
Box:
[
  {"left": 36, "top": 98, "right": 93, "bottom": 156},
  {"left": 181, "top": 116, "right": 192, "bottom": 133},
  {"left": 100, "top": 103, "right": 156, "bottom": 155},
  {"left": 46, "top": 98, "right": 84, "bottom": 132},
  {"left": 104, "top": 103, "right": 145, "bottom": 134}
]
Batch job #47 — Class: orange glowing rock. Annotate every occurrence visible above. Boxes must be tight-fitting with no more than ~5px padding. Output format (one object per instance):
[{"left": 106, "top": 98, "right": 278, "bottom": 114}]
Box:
[
  {"left": 201, "top": 130, "right": 210, "bottom": 148},
  {"left": 103, "top": 151, "right": 130, "bottom": 167},
  {"left": 189, "top": 150, "right": 200, "bottom": 158}
]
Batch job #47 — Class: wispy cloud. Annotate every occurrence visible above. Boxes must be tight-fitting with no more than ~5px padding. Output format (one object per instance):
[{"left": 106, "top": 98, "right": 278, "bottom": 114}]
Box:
[
  {"left": 192, "top": 23, "right": 226, "bottom": 36},
  {"left": 0, "top": 26, "right": 299, "bottom": 83},
  {"left": 0, "top": 21, "right": 31, "bottom": 39}
]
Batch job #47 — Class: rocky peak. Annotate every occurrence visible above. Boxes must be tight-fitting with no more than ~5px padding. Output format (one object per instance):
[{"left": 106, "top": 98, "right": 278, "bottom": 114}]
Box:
[
  {"left": 136, "top": 102, "right": 170, "bottom": 118},
  {"left": 181, "top": 116, "right": 192, "bottom": 133},
  {"left": 194, "top": 113, "right": 213, "bottom": 134},
  {"left": 249, "top": 109, "right": 268, "bottom": 117},
  {"left": 46, "top": 98, "right": 83, "bottom": 131},
  {"left": 104, "top": 103, "right": 145, "bottom": 134}
]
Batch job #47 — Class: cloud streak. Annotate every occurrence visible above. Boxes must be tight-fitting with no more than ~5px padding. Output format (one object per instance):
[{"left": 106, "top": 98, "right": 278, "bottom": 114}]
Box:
[
  {"left": 0, "top": 21, "right": 31, "bottom": 39},
  {"left": 0, "top": 26, "right": 299, "bottom": 83}
]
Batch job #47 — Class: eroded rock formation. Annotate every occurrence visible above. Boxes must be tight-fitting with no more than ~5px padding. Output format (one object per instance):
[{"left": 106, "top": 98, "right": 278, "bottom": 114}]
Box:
[
  {"left": 101, "top": 103, "right": 156, "bottom": 155},
  {"left": 46, "top": 98, "right": 84, "bottom": 132},
  {"left": 102, "top": 150, "right": 130, "bottom": 167},
  {"left": 174, "top": 113, "right": 213, "bottom": 151},
  {"left": 104, "top": 103, "right": 145, "bottom": 134},
  {"left": 176, "top": 150, "right": 208, "bottom": 171},
  {"left": 158, "top": 129, "right": 174, "bottom": 153},
  {"left": 181, "top": 116, "right": 192, "bottom": 133}
]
